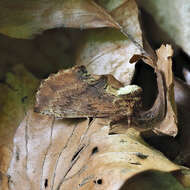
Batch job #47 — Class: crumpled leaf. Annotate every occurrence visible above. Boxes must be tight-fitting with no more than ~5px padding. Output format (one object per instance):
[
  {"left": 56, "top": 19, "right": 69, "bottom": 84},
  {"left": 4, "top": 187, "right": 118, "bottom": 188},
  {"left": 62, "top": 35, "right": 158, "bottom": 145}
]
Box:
[
  {"left": 0, "top": 65, "right": 39, "bottom": 186},
  {"left": 7, "top": 110, "right": 182, "bottom": 190},
  {"left": 76, "top": 0, "right": 142, "bottom": 85},
  {"left": 130, "top": 45, "right": 178, "bottom": 137},
  {"left": 153, "top": 44, "right": 178, "bottom": 136},
  {"left": 0, "top": 0, "right": 120, "bottom": 39}
]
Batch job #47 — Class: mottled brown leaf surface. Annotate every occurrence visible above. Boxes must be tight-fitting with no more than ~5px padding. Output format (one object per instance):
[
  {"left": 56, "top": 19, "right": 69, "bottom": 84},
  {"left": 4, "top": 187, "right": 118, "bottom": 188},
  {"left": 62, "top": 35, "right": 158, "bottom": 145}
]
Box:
[
  {"left": 76, "top": 0, "right": 142, "bottom": 85},
  {"left": 7, "top": 110, "right": 181, "bottom": 190}
]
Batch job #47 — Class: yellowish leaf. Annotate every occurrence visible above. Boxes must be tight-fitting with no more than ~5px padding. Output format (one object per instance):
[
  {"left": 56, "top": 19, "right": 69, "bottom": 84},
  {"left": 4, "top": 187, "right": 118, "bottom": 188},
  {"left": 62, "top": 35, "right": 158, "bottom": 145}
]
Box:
[{"left": 0, "top": 0, "right": 119, "bottom": 39}]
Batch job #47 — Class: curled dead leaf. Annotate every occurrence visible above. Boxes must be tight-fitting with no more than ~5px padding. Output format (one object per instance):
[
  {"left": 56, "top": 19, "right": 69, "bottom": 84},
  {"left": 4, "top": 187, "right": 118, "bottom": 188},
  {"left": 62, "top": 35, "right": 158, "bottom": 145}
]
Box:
[
  {"left": 153, "top": 45, "right": 177, "bottom": 136},
  {"left": 130, "top": 44, "right": 178, "bottom": 137}
]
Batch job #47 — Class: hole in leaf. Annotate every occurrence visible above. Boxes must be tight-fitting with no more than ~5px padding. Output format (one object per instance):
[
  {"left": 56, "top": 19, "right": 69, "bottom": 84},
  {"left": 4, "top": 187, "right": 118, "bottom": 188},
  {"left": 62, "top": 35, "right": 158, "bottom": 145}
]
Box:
[
  {"left": 16, "top": 151, "right": 19, "bottom": 161},
  {"left": 21, "top": 96, "right": 28, "bottom": 103},
  {"left": 91, "top": 146, "right": 99, "bottom": 155},
  {"left": 120, "top": 139, "right": 127, "bottom": 143},
  {"left": 129, "top": 162, "right": 141, "bottom": 165},
  {"left": 97, "top": 179, "right": 103, "bottom": 184},
  {"left": 44, "top": 179, "right": 48, "bottom": 188},
  {"left": 93, "top": 178, "right": 103, "bottom": 185},
  {"left": 108, "top": 132, "right": 117, "bottom": 135}
]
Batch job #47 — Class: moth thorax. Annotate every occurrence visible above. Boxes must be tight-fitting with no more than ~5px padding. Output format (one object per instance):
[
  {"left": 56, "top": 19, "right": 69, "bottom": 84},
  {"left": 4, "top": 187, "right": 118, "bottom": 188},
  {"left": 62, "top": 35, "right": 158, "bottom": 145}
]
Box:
[{"left": 117, "top": 85, "right": 142, "bottom": 96}]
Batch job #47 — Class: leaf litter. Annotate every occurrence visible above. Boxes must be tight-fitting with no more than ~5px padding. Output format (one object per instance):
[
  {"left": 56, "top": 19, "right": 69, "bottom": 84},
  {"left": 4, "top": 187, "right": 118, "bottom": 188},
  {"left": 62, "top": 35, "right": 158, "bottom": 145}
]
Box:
[{"left": 0, "top": 0, "right": 190, "bottom": 189}]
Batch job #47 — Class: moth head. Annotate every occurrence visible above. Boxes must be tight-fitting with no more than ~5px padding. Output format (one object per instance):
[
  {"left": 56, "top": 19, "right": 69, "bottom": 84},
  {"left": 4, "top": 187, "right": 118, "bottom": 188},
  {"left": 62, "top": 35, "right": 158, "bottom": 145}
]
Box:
[{"left": 113, "top": 85, "right": 143, "bottom": 118}]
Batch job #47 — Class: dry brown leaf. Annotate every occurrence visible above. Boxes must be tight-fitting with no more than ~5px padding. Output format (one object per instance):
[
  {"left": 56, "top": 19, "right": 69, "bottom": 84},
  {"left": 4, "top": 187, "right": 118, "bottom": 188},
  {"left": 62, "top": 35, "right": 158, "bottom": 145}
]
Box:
[
  {"left": 6, "top": 110, "right": 182, "bottom": 190},
  {"left": 130, "top": 45, "right": 178, "bottom": 137},
  {"left": 0, "top": 0, "right": 120, "bottom": 39},
  {"left": 76, "top": 0, "right": 142, "bottom": 85},
  {"left": 154, "top": 44, "right": 178, "bottom": 136},
  {"left": 0, "top": 1, "right": 188, "bottom": 190},
  {"left": 111, "top": 0, "right": 142, "bottom": 43}
]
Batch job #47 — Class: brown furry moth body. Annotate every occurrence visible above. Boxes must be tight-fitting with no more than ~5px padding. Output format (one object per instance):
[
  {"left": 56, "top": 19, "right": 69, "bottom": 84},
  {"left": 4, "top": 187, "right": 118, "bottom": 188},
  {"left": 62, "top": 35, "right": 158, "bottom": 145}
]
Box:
[{"left": 34, "top": 66, "right": 143, "bottom": 125}]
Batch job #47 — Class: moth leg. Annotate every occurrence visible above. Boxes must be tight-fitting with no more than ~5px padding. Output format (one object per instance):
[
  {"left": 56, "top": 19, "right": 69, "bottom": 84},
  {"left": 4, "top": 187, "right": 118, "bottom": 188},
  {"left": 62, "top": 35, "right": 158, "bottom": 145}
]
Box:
[
  {"left": 109, "top": 115, "right": 132, "bottom": 127},
  {"left": 87, "top": 117, "right": 94, "bottom": 125},
  {"left": 127, "top": 116, "right": 132, "bottom": 127}
]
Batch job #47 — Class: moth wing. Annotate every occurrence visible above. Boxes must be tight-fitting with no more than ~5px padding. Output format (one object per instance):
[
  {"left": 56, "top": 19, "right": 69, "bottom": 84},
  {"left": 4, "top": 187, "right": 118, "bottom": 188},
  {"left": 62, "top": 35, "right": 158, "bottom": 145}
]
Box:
[{"left": 35, "top": 66, "right": 120, "bottom": 118}]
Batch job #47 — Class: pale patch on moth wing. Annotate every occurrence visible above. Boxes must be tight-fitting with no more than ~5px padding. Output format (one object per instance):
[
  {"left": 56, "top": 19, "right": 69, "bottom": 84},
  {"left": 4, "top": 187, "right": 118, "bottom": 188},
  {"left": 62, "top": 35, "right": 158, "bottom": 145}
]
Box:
[{"left": 117, "top": 85, "right": 142, "bottom": 96}]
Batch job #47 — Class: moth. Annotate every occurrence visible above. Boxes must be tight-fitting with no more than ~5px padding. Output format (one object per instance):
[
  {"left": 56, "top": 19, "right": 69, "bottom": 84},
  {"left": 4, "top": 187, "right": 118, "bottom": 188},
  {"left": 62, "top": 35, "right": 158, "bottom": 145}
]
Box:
[{"left": 34, "top": 65, "right": 143, "bottom": 125}]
